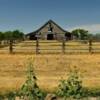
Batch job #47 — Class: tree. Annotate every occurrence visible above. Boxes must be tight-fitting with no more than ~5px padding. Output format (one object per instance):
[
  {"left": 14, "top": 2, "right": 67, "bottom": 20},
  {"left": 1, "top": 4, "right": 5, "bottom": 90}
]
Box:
[
  {"left": 12, "top": 30, "right": 24, "bottom": 40},
  {"left": 72, "top": 29, "right": 89, "bottom": 40},
  {"left": 4, "top": 30, "right": 24, "bottom": 41},
  {"left": 0, "top": 32, "right": 4, "bottom": 44},
  {"left": 4, "top": 31, "right": 13, "bottom": 40}
]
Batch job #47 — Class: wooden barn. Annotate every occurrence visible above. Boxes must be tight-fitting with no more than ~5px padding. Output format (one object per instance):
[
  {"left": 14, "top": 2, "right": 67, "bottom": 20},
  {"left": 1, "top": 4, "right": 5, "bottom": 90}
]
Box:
[{"left": 26, "top": 20, "right": 72, "bottom": 40}]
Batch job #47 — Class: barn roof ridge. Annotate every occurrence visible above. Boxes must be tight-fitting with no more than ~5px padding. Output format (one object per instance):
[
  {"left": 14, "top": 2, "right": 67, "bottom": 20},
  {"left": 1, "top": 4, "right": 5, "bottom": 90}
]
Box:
[{"left": 26, "top": 19, "right": 68, "bottom": 36}]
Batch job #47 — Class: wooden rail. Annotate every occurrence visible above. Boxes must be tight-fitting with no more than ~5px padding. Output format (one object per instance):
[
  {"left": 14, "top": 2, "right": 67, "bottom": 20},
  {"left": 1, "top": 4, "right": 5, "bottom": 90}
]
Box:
[{"left": 0, "top": 40, "right": 100, "bottom": 54}]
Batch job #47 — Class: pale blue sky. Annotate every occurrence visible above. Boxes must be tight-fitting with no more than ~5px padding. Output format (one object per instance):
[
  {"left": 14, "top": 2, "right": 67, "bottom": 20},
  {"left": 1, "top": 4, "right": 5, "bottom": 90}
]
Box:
[{"left": 0, "top": 0, "right": 100, "bottom": 33}]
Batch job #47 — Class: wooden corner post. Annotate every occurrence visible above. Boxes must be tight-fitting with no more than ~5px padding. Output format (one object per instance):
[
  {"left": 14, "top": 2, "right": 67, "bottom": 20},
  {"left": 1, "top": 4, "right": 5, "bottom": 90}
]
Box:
[
  {"left": 62, "top": 39, "right": 65, "bottom": 54},
  {"left": 89, "top": 39, "right": 92, "bottom": 54},
  {"left": 9, "top": 40, "right": 13, "bottom": 54},
  {"left": 36, "top": 38, "right": 39, "bottom": 54}
]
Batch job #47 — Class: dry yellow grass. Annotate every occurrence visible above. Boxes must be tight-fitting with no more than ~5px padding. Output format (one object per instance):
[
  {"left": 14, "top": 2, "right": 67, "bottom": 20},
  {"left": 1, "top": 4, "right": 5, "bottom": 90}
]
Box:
[{"left": 0, "top": 54, "right": 100, "bottom": 93}]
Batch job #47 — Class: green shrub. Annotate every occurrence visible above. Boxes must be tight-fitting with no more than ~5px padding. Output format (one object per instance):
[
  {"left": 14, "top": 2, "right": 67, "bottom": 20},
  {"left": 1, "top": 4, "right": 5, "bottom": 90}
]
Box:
[
  {"left": 57, "top": 66, "right": 87, "bottom": 99},
  {"left": 88, "top": 88, "right": 100, "bottom": 97},
  {"left": 19, "top": 61, "right": 45, "bottom": 100},
  {"left": 5, "top": 91, "right": 16, "bottom": 100},
  {"left": 0, "top": 94, "right": 4, "bottom": 100}
]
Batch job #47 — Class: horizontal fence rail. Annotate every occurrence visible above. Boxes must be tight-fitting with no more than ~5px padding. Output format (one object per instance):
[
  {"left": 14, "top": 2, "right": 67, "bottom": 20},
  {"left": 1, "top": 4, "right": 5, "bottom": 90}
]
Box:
[{"left": 0, "top": 40, "right": 100, "bottom": 54}]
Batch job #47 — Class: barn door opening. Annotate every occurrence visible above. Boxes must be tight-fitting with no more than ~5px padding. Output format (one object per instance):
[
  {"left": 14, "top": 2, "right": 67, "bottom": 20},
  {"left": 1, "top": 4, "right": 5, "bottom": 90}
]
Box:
[
  {"left": 29, "top": 35, "right": 37, "bottom": 40},
  {"left": 47, "top": 34, "right": 54, "bottom": 40},
  {"left": 65, "top": 33, "right": 71, "bottom": 40}
]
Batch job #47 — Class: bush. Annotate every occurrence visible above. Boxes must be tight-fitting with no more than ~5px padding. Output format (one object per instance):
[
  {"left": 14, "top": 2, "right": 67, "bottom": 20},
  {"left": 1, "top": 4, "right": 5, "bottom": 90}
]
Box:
[
  {"left": 88, "top": 88, "right": 100, "bottom": 97},
  {"left": 19, "top": 60, "right": 45, "bottom": 100},
  {"left": 57, "top": 66, "right": 88, "bottom": 99},
  {"left": 0, "top": 94, "right": 4, "bottom": 100},
  {"left": 5, "top": 91, "right": 16, "bottom": 100}
]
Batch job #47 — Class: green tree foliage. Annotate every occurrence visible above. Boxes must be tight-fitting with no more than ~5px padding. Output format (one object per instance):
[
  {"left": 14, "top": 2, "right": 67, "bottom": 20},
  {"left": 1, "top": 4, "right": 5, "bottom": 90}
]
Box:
[
  {"left": 4, "top": 30, "right": 24, "bottom": 40},
  {"left": 19, "top": 61, "right": 44, "bottom": 100},
  {"left": 4, "top": 31, "right": 13, "bottom": 40},
  {"left": 72, "top": 29, "right": 90, "bottom": 40},
  {"left": 12, "top": 30, "right": 24, "bottom": 40},
  {"left": 0, "top": 32, "right": 4, "bottom": 41},
  {"left": 57, "top": 67, "right": 87, "bottom": 99},
  {"left": 0, "top": 32, "right": 4, "bottom": 44}
]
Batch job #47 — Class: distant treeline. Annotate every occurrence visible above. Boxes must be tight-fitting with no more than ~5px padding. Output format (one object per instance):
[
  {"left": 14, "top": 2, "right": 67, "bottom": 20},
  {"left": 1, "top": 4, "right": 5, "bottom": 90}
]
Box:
[
  {"left": 71, "top": 29, "right": 100, "bottom": 41},
  {"left": 0, "top": 30, "right": 24, "bottom": 42}
]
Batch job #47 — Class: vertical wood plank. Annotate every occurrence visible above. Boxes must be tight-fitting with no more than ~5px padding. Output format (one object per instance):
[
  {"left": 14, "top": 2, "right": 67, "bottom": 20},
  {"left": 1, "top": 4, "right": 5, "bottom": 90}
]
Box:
[
  {"left": 62, "top": 39, "right": 65, "bottom": 54},
  {"left": 89, "top": 39, "right": 92, "bottom": 54},
  {"left": 9, "top": 40, "right": 13, "bottom": 54},
  {"left": 36, "top": 39, "right": 39, "bottom": 54}
]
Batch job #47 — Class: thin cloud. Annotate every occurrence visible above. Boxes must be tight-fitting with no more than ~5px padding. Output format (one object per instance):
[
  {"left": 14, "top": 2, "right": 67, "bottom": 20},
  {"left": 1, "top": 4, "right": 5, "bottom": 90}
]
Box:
[{"left": 68, "top": 24, "right": 100, "bottom": 33}]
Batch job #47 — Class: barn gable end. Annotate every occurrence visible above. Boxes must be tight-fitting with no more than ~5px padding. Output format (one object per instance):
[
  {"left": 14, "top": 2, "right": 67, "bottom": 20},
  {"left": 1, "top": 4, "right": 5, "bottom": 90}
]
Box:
[{"left": 26, "top": 20, "right": 71, "bottom": 40}]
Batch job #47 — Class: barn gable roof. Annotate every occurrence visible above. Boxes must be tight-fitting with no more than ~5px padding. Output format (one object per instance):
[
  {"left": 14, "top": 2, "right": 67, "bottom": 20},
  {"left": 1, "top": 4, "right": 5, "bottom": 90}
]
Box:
[{"left": 26, "top": 20, "right": 68, "bottom": 36}]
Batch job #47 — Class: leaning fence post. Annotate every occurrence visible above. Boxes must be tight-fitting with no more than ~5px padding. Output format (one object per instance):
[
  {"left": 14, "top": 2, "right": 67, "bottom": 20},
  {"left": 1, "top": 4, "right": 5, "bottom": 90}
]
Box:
[
  {"left": 9, "top": 40, "right": 13, "bottom": 54},
  {"left": 89, "top": 39, "right": 92, "bottom": 54},
  {"left": 36, "top": 38, "right": 39, "bottom": 54},
  {"left": 62, "top": 39, "right": 65, "bottom": 54}
]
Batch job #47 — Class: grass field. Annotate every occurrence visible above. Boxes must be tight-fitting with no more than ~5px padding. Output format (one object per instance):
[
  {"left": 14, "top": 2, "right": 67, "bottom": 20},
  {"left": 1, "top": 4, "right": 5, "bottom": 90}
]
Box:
[{"left": 0, "top": 53, "right": 100, "bottom": 94}]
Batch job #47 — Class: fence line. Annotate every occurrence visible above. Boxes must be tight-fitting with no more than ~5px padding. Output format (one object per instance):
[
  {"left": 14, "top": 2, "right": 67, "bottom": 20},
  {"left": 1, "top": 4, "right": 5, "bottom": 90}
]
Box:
[{"left": 0, "top": 40, "right": 100, "bottom": 54}]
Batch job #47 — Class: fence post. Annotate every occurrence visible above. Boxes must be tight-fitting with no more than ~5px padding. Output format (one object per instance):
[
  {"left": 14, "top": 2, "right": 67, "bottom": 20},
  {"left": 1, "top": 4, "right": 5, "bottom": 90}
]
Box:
[
  {"left": 36, "top": 38, "right": 39, "bottom": 54},
  {"left": 62, "top": 39, "right": 65, "bottom": 54},
  {"left": 89, "top": 39, "right": 92, "bottom": 54},
  {"left": 9, "top": 40, "right": 13, "bottom": 54}
]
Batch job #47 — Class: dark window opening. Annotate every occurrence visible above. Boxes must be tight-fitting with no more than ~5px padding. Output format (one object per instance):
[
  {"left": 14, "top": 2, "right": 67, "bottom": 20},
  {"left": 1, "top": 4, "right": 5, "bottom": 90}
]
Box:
[
  {"left": 47, "top": 34, "right": 54, "bottom": 40},
  {"left": 29, "top": 35, "right": 37, "bottom": 40},
  {"left": 65, "top": 33, "right": 72, "bottom": 40}
]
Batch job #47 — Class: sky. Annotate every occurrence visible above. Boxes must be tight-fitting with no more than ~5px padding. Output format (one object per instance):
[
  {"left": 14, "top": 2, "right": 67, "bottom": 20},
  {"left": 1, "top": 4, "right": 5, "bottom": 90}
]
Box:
[{"left": 0, "top": 0, "right": 100, "bottom": 34}]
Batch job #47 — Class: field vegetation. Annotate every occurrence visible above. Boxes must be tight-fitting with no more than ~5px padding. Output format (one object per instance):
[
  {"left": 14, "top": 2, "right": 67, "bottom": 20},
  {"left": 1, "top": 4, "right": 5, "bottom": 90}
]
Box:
[
  {"left": 0, "top": 53, "right": 100, "bottom": 94},
  {"left": 0, "top": 40, "right": 100, "bottom": 99}
]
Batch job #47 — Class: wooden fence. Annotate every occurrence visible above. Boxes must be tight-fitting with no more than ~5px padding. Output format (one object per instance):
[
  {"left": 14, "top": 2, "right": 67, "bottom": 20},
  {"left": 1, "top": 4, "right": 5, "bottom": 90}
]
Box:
[{"left": 0, "top": 40, "right": 100, "bottom": 54}]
